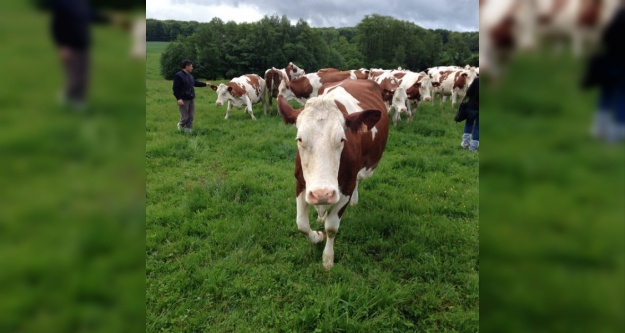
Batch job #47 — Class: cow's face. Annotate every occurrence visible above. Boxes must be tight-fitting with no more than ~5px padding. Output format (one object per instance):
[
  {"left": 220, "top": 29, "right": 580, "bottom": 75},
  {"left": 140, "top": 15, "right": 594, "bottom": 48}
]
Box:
[
  {"left": 278, "top": 96, "right": 381, "bottom": 206},
  {"left": 287, "top": 62, "right": 305, "bottom": 80},
  {"left": 391, "top": 86, "right": 408, "bottom": 113},
  {"left": 418, "top": 75, "right": 432, "bottom": 101},
  {"left": 213, "top": 84, "right": 233, "bottom": 106}
]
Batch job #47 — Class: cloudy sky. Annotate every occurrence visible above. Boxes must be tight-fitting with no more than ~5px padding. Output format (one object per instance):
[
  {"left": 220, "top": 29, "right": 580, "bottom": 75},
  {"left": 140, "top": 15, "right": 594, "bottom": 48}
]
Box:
[{"left": 147, "top": 0, "right": 478, "bottom": 32}]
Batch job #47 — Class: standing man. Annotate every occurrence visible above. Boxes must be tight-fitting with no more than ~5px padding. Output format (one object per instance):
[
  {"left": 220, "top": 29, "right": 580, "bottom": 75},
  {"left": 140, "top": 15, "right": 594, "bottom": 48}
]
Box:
[
  {"left": 173, "top": 60, "right": 211, "bottom": 133},
  {"left": 50, "top": 0, "right": 130, "bottom": 110}
]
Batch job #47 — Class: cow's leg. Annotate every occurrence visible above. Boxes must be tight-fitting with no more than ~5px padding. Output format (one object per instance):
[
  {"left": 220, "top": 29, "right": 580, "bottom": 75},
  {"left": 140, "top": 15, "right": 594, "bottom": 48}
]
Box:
[
  {"left": 451, "top": 91, "right": 457, "bottom": 108},
  {"left": 408, "top": 101, "right": 417, "bottom": 122},
  {"left": 393, "top": 108, "right": 400, "bottom": 126},
  {"left": 322, "top": 195, "right": 350, "bottom": 270},
  {"left": 296, "top": 191, "right": 324, "bottom": 244},
  {"left": 245, "top": 95, "right": 257, "bottom": 120},
  {"left": 225, "top": 100, "right": 232, "bottom": 120},
  {"left": 262, "top": 89, "right": 267, "bottom": 116}
]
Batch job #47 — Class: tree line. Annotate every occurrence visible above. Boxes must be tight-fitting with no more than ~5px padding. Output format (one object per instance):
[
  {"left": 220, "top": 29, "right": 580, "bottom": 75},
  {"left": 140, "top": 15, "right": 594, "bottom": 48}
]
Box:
[{"left": 150, "top": 15, "right": 478, "bottom": 80}]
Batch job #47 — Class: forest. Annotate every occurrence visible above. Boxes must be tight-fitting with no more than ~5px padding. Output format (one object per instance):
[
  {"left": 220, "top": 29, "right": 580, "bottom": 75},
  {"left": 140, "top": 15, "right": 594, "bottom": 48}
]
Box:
[{"left": 148, "top": 15, "right": 478, "bottom": 80}]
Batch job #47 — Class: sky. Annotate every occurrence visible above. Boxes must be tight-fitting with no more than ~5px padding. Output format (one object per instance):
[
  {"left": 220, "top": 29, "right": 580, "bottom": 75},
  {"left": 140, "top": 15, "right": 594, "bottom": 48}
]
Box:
[{"left": 146, "top": 0, "right": 478, "bottom": 32}]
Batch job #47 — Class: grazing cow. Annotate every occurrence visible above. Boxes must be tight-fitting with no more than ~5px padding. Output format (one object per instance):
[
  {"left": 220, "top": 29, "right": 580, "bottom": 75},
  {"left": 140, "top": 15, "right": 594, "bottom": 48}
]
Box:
[
  {"left": 210, "top": 74, "right": 266, "bottom": 120},
  {"left": 532, "top": 0, "right": 620, "bottom": 56},
  {"left": 277, "top": 79, "right": 389, "bottom": 269},
  {"left": 392, "top": 70, "right": 433, "bottom": 122},
  {"left": 370, "top": 71, "right": 408, "bottom": 126},
  {"left": 264, "top": 62, "right": 305, "bottom": 112},
  {"left": 428, "top": 68, "right": 477, "bottom": 107},
  {"left": 277, "top": 70, "right": 358, "bottom": 105}
]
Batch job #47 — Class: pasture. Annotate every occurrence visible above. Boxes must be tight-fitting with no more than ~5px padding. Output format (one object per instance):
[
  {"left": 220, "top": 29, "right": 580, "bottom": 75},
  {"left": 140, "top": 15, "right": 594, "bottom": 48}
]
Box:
[{"left": 146, "top": 42, "right": 479, "bottom": 332}]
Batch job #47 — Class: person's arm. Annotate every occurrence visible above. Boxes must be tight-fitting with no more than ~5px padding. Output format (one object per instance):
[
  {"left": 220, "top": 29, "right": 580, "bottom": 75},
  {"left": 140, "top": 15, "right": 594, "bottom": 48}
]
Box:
[
  {"left": 173, "top": 74, "right": 183, "bottom": 100},
  {"left": 194, "top": 80, "right": 210, "bottom": 87}
]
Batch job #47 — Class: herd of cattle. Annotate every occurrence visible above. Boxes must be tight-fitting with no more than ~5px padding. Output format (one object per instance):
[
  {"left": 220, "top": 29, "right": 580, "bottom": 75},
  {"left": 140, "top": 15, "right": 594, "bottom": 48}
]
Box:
[
  {"left": 480, "top": 0, "right": 621, "bottom": 78},
  {"left": 208, "top": 62, "right": 479, "bottom": 126},
  {"left": 206, "top": 62, "right": 477, "bottom": 269}
]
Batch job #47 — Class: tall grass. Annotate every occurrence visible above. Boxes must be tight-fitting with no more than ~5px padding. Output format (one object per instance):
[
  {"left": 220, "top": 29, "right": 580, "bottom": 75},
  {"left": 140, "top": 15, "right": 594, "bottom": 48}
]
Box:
[{"left": 146, "top": 42, "right": 479, "bottom": 332}]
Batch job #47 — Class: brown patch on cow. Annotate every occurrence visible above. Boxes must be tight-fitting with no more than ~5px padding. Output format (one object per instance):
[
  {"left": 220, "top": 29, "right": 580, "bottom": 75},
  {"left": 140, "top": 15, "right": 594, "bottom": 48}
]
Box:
[
  {"left": 226, "top": 82, "right": 246, "bottom": 98},
  {"left": 351, "top": 69, "right": 370, "bottom": 80},
  {"left": 370, "top": 71, "right": 385, "bottom": 80},
  {"left": 406, "top": 82, "right": 421, "bottom": 100},
  {"left": 453, "top": 72, "right": 468, "bottom": 89},
  {"left": 264, "top": 69, "right": 282, "bottom": 104},
  {"left": 578, "top": 0, "right": 602, "bottom": 27},
  {"left": 319, "top": 71, "right": 352, "bottom": 84},
  {"left": 376, "top": 77, "right": 399, "bottom": 101},
  {"left": 439, "top": 70, "right": 454, "bottom": 83},
  {"left": 431, "top": 82, "right": 441, "bottom": 88},
  {"left": 287, "top": 76, "right": 314, "bottom": 99},
  {"left": 491, "top": 16, "right": 516, "bottom": 49},
  {"left": 245, "top": 74, "right": 262, "bottom": 98},
  {"left": 393, "top": 72, "right": 406, "bottom": 80}
]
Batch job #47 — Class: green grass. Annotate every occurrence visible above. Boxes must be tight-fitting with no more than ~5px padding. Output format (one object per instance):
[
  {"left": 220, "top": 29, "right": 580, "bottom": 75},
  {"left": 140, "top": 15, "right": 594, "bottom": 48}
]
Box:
[
  {"left": 480, "top": 51, "right": 625, "bottom": 332},
  {"left": 146, "top": 42, "right": 479, "bottom": 332},
  {"left": 0, "top": 5, "right": 145, "bottom": 333}
]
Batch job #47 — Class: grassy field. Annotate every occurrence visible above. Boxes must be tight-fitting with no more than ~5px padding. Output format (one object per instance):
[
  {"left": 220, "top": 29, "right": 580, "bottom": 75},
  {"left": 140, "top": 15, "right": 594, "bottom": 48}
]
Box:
[
  {"left": 146, "top": 42, "right": 479, "bottom": 332},
  {"left": 480, "top": 51, "right": 625, "bottom": 332},
  {"left": 0, "top": 3, "right": 145, "bottom": 332}
]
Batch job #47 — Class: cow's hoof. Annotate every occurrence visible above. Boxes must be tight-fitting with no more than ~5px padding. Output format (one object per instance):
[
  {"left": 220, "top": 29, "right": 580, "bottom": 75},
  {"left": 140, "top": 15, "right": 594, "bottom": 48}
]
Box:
[{"left": 323, "top": 259, "right": 334, "bottom": 270}]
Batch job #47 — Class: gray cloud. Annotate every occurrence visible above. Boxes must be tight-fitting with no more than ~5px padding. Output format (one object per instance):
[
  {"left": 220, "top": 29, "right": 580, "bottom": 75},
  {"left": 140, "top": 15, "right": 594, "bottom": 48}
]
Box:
[{"left": 168, "top": 0, "right": 478, "bottom": 31}]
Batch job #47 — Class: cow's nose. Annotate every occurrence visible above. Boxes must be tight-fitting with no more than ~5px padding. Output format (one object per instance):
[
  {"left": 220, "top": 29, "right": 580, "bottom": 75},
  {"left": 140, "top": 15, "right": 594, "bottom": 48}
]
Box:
[
  {"left": 308, "top": 188, "right": 337, "bottom": 205},
  {"left": 215, "top": 101, "right": 222, "bottom": 106},
  {"left": 424, "top": 96, "right": 431, "bottom": 102},
  {"left": 400, "top": 107, "right": 407, "bottom": 113}
]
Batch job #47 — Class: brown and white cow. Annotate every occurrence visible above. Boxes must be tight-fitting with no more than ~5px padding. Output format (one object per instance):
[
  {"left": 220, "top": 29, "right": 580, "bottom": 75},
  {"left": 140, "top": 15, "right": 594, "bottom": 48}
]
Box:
[
  {"left": 370, "top": 71, "right": 408, "bottom": 126},
  {"left": 392, "top": 70, "right": 433, "bottom": 122},
  {"left": 277, "top": 79, "right": 389, "bottom": 270},
  {"left": 264, "top": 62, "right": 305, "bottom": 112},
  {"left": 277, "top": 70, "right": 358, "bottom": 106},
  {"left": 428, "top": 67, "right": 477, "bottom": 107},
  {"left": 532, "top": 0, "right": 620, "bottom": 56},
  {"left": 210, "top": 74, "right": 266, "bottom": 120}
]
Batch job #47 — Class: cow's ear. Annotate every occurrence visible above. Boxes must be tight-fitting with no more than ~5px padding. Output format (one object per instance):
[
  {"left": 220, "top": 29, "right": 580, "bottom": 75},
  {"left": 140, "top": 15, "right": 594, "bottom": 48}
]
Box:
[
  {"left": 227, "top": 86, "right": 233, "bottom": 93},
  {"left": 209, "top": 84, "right": 218, "bottom": 91},
  {"left": 345, "top": 110, "right": 381, "bottom": 132},
  {"left": 278, "top": 96, "right": 301, "bottom": 125}
]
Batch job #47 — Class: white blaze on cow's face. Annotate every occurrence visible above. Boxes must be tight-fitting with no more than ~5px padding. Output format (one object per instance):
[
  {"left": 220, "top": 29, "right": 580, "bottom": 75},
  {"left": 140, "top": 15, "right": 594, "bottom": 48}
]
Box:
[
  {"left": 392, "top": 86, "right": 408, "bottom": 113},
  {"left": 214, "top": 84, "right": 237, "bottom": 107},
  {"left": 295, "top": 98, "right": 346, "bottom": 206},
  {"left": 418, "top": 75, "right": 432, "bottom": 102}
]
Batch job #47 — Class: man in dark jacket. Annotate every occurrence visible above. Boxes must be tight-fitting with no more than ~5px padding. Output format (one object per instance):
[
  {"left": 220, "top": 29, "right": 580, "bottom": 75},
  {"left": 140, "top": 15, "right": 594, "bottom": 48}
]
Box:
[
  {"left": 172, "top": 60, "right": 211, "bottom": 133},
  {"left": 460, "top": 77, "right": 479, "bottom": 151},
  {"left": 51, "top": 0, "right": 129, "bottom": 110}
]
